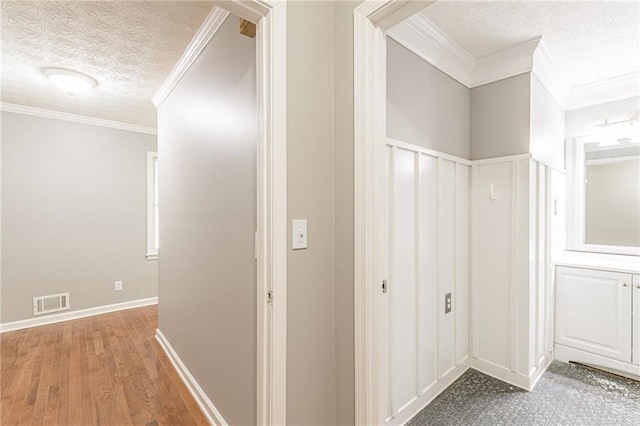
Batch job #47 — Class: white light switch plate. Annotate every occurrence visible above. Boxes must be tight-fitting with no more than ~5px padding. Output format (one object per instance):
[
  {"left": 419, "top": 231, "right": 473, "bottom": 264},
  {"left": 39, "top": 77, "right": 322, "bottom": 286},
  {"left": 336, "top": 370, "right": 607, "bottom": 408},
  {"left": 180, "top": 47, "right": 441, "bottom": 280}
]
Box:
[{"left": 292, "top": 219, "right": 307, "bottom": 250}]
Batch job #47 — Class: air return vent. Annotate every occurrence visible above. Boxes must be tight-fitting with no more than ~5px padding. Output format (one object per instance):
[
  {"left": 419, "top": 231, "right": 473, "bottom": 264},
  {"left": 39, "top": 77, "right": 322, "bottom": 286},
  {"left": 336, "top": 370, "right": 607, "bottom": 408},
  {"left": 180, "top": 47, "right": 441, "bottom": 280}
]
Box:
[{"left": 33, "top": 292, "right": 70, "bottom": 316}]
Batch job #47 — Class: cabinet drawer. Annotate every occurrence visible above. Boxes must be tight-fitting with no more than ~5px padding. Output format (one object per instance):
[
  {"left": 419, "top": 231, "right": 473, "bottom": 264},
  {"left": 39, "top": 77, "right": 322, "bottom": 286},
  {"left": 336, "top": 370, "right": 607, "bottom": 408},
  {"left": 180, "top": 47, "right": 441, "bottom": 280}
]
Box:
[{"left": 555, "top": 266, "right": 632, "bottom": 363}]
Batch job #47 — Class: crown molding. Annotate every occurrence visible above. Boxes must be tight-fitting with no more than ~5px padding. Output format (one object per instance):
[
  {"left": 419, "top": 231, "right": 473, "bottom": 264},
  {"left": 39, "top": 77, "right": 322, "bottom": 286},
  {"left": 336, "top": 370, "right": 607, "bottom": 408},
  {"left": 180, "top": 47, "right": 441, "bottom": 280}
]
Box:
[
  {"left": 0, "top": 102, "right": 157, "bottom": 135},
  {"left": 566, "top": 72, "right": 640, "bottom": 110},
  {"left": 152, "top": 6, "right": 230, "bottom": 107},
  {"left": 387, "top": 13, "right": 474, "bottom": 86},
  {"left": 531, "top": 39, "right": 570, "bottom": 108},
  {"left": 471, "top": 37, "right": 540, "bottom": 87},
  {"left": 389, "top": 16, "right": 575, "bottom": 108}
]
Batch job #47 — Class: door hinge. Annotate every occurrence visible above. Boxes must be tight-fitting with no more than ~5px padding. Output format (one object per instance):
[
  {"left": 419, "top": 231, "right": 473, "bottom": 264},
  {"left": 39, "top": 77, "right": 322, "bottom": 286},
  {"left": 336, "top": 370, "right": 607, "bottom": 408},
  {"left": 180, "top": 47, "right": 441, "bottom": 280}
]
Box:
[
  {"left": 382, "top": 279, "right": 388, "bottom": 294},
  {"left": 267, "top": 289, "right": 274, "bottom": 305}
]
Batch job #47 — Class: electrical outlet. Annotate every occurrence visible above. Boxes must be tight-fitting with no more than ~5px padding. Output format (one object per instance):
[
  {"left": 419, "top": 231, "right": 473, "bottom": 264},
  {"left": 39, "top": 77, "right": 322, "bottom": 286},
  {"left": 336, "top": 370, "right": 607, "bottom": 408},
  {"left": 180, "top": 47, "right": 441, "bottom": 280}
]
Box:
[
  {"left": 114, "top": 281, "right": 123, "bottom": 291},
  {"left": 445, "top": 292, "right": 452, "bottom": 314}
]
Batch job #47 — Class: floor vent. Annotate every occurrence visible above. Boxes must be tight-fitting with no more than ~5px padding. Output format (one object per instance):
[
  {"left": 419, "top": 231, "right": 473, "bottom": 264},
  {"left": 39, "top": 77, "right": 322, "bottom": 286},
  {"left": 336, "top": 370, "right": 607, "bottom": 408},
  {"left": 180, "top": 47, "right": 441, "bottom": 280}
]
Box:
[{"left": 33, "top": 292, "right": 70, "bottom": 316}]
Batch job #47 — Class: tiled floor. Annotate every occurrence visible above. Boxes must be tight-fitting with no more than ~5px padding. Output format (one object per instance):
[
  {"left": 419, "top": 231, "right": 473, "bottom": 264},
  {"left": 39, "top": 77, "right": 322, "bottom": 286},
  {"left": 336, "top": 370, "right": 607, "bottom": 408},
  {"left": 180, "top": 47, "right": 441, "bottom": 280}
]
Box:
[{"left": 408, "top": 361, "right": 640, "bottom": 426}]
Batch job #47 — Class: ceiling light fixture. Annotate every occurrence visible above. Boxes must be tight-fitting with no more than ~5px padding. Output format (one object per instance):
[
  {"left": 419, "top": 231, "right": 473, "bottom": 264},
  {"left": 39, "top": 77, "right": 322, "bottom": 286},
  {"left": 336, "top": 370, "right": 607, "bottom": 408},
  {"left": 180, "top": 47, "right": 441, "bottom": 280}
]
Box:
[{"left": 42, "top": 67, "right": 97, "bottom": 96}]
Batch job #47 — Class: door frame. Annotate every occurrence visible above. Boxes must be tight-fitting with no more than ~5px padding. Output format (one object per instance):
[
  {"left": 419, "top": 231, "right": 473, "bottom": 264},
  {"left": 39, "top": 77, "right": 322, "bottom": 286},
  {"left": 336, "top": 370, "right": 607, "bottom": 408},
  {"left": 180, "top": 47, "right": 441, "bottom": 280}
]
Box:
[
  {"left": 217, "top": 2, "right": 288, "bottom": 425},
  {"left": 153, "top": 1, "right": 287, "bottom": 424},
  {"left": 353, "top": 1, "right": 434, "bottom": 424}
]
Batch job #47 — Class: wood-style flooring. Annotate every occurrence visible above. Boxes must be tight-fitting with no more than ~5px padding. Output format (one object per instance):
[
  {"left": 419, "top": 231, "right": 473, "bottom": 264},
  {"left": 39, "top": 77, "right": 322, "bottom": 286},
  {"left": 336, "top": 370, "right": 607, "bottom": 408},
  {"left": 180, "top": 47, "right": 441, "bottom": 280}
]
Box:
[{"left": 0, "top": 305, "right": 208, "bottom": 425}]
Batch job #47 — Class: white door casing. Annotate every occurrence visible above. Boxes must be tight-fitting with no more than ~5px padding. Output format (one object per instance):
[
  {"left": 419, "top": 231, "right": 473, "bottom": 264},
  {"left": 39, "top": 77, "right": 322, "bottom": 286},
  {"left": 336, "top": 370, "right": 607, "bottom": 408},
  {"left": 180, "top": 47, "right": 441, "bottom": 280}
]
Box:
[
  {"left": 154, "top": 1, "right": 287, "bottom": 424},
  {"left": 354, "top": 2, "right": 436, "bottom": 424}
]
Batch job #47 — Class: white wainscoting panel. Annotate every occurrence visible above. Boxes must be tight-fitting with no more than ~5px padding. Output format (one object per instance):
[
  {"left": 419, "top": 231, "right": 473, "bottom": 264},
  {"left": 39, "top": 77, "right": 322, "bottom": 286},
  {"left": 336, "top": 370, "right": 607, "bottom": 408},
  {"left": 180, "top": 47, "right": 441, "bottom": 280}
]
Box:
[
  {"left": 390, "top": 146, "right": 419, "bottom": 412},
  {"left": 383, "top": 139, "right": 470, "bottom": 425},
  {"left": 418, "top": 154, "right": 439, "bottom": 394},
  {"left": 455, "top": 164, "right": 470, "bottom": 365},
  {"left": 471, "top": 155, "right": 556, "bottom": 390},
  {"left": 472, "top": 160, "right": 514, "bottom": 368},
  {"left": 437, "top": 159, "right": 456, "bottom": 379}
]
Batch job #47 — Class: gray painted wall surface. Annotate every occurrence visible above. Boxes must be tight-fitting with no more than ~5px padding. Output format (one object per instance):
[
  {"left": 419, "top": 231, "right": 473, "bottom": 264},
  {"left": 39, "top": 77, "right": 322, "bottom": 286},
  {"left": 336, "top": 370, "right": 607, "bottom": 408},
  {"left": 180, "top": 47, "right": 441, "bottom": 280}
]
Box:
[
  {"left": 156, "top": 16, "right": 257, "bottom": 425},
  {"left": 333, "top": 1, "right": 357, "bottom": 424},
  {"left": 1, "top": 111, "right": 157, "bottom": 323},
  {"left": 287, "top": 1, "right": 337, "bottom": 424},
  {"left": 530, "top": 74, "right": 565, "bottom": 170},
  {"left": 387, "top": 38, "right": 471, "bottom": 159},
  {"left": 471, "top": 73, "right": 531, "bottom": 160}
]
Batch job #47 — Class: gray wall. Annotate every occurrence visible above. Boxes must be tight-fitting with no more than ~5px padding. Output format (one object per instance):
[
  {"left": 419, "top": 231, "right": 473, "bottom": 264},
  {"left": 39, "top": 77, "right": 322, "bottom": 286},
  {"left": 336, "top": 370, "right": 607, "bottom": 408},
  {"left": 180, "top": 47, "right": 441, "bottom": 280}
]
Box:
[
  {"left": 287, "top": 1, "right": 337, "bottom": 424},
  {"left": 1, "top": 111, "right": 157, "bottom": 323},
  {"left": 471, "top": 73, "right": 531, "bottom": 160},
  {"left": 530, "top": 74, "right": 565, "bottom": 170},
  {"left": 156, "top": 16, "right": 257, "bottom": 425},
  {"left": 387, "top": 38, "right": 471, "bottom": 159}
]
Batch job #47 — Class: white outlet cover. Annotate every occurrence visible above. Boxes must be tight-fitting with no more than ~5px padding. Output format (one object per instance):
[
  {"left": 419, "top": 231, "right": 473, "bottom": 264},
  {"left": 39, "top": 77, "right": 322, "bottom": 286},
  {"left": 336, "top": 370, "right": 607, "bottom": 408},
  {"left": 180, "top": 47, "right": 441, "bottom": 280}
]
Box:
[
  {"left": 114, "top": 280, "right": 123, "bottom": 291},
  {"left": 292, "top": 219, "right": 307, "bottom": 250}
]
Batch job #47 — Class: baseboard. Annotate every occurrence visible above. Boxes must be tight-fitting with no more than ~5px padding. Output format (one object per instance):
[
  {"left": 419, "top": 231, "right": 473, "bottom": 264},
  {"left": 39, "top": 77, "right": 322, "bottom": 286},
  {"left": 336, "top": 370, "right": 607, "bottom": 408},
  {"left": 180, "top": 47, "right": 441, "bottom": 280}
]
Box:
[
  {"left": 155, "top": 329, "right": 227, "bottom": 426},
  {"left": 555, "top": 344, "right": 640, "bottom": 380},
  {"left": 0, "top": 297, "right": 158, "bottom": 333},
  {"left": 392, "top": 358, "right": 470, "bottom": 425},
  {"left": 467, "top": 354, "right": 552, "bottom": 391}
]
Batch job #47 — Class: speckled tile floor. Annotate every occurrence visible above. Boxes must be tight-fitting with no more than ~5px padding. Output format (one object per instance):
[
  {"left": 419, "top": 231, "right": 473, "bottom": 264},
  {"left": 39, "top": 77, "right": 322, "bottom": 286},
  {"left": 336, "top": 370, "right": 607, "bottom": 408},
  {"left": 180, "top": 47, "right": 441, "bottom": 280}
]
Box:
[{"left": 407, "top": 361, "right": 640, "bottom": 426}]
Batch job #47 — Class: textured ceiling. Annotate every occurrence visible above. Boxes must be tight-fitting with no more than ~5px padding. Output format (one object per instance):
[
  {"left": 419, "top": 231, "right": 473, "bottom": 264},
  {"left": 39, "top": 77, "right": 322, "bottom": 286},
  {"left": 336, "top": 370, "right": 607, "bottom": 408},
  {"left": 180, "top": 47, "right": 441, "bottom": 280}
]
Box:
[
  {"left": 1, "top": 1, "right": 213, "bottom": 128},
  {"left": 421, "top": 0, "right": 640, "bottom": 87}
]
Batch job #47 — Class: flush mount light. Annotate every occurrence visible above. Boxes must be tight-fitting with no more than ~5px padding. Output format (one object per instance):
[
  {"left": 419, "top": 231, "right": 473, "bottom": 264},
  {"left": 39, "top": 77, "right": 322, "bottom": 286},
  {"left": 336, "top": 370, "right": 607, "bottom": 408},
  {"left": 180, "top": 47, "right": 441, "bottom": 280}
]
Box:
[{"left": 42, "top": 67, "right": 97, "bottom": 96}]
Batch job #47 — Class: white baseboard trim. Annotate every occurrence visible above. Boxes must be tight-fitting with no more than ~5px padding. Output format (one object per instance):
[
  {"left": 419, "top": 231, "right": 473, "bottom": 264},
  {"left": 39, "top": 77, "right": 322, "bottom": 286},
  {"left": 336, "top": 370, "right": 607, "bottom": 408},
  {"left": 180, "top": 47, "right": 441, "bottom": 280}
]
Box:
[
  {"left": 555, "top": 344, "right": 640, "bottom": 380},
  {"left": 155, "top": 329, "right": 227, "bottom": 426},
  {"left": 0, "top": 297, "right": 158, "bottom": 333},
  {"left": 394, "top": 358, "right": 470, "bottom": 426},
  {"left": 467, "top": 354, "right": 552, "bottom": 391}
]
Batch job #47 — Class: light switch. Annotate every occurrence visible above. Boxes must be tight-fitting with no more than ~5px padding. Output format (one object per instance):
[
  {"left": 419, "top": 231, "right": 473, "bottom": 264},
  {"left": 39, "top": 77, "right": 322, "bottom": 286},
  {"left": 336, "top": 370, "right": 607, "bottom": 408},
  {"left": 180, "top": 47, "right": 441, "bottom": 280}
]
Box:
[{"left": 292, "top": 219, "right": 307, "bottom": 250}]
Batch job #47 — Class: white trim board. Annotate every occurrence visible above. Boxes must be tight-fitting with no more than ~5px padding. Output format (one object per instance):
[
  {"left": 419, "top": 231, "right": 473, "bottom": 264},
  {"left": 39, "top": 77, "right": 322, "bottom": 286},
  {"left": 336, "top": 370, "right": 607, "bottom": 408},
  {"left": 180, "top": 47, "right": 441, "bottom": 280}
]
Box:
[
  {"left": 155, "top": 329, "right": 228, "bottom": 425},
  {"left": 392, "top": 361, "right": 470, "bottom": 426},
  {"left": 566, "top": 72, "right": 640, "bottom": 111},
  {"left": 387, "top": 16, "right": 567, "bottom": 100},
  {"left": 0, "top": 102, "right": 157, "bottom": 135},
  {"left": 0, "top": 297, "right": 158, "bottom": 333},
  {"left": 387, "top": 12, "right": 474, "bottom": 87},
  {"left": 555, "top": 344, "right": 640, "bottom": 381},
  {"left": 388, "top": 12, "right": 637, "bottom": 110},
  {"left": 152, "top": 7, "right": 230, "bottom": 107},
  {"left": 467, "top": 355, "right": 552, "bottom": 391},
  {"left": 386, "top": 137, "right": 472, "bottom": 165}
]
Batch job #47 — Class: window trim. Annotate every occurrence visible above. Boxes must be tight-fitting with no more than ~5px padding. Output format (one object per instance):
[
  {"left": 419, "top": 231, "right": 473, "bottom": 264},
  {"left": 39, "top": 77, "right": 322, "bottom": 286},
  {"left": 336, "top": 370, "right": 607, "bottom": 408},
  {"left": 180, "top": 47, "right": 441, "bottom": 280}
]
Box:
[
  {"left": 146, "top": 151, "right": 158, "bottom": 260},
  {"left": 567, "top": 138, "right": 640, "bottom": 256}
]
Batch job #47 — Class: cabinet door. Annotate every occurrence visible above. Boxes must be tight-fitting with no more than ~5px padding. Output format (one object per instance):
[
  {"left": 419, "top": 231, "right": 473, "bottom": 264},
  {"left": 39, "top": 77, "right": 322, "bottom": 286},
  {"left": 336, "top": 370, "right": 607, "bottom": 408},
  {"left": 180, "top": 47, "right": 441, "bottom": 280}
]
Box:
[
  {"left": 555, "top": 267, "right": 632, "bottom": 363},
  {"left": 634, "top": 275, "right": 640, "bottom": 366}
]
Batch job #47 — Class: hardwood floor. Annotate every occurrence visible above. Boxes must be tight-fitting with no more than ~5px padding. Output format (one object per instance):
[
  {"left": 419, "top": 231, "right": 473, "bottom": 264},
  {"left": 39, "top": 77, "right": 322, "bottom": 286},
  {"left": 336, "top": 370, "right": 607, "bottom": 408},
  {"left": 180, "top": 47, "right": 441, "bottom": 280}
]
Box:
[{"left": 0, "top": 305, "right": 208, "bottom": 425}]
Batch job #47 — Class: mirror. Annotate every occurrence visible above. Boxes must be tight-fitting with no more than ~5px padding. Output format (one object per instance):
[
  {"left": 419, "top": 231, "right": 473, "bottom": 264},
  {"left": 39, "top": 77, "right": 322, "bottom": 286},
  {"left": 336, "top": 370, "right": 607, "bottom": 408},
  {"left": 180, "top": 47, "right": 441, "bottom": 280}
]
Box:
[{"left": 584, "top": 143, "right": 640, "bottom": 247}]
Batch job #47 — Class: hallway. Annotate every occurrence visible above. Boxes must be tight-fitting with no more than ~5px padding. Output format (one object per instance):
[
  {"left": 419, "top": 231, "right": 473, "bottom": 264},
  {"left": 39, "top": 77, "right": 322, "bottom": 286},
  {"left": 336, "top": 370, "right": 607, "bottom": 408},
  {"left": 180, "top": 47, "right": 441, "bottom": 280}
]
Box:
[{"left": 0, "top": 306, "right": 207, "bottom": 425}]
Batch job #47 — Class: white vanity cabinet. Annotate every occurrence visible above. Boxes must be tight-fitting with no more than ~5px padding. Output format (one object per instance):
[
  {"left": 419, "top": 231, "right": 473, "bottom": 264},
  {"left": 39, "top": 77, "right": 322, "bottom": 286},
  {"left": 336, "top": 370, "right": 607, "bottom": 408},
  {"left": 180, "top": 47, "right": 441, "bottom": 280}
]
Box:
[
  {"left": 555, "top": 265, "right": 640, "bottom": 378},
  {"left": 635, "top": 274, "right": 640, "bottom": 367}
]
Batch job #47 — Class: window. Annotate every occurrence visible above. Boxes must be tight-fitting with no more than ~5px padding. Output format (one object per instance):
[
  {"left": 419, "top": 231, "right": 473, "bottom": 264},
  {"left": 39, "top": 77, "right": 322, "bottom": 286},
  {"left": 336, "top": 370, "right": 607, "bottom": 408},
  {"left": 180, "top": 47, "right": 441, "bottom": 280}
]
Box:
[
  {"left": 147, "top": 151, "right": 159, "bottom": 260},
  {"left": 567, "top": 122, "right": 640, "bottom": 256}
]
